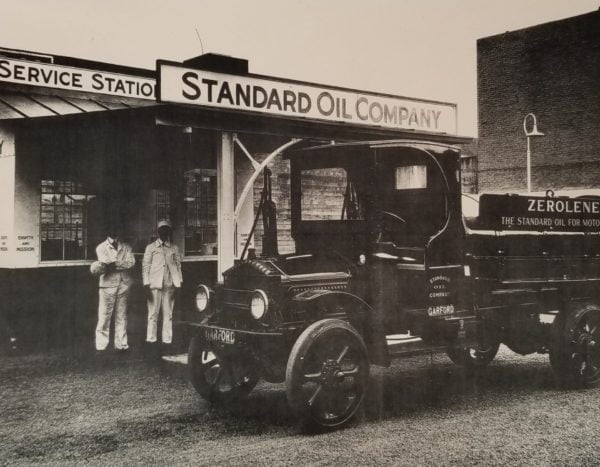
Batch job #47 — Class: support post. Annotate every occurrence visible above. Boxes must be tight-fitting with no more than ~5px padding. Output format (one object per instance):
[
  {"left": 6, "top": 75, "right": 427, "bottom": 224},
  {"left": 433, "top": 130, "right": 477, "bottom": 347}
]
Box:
[
  {"left": 217, "top": 132, "right": 235, "bottom": 282},
  {"left": 0, "top": 124, "right": 16, "bottom": 268}
]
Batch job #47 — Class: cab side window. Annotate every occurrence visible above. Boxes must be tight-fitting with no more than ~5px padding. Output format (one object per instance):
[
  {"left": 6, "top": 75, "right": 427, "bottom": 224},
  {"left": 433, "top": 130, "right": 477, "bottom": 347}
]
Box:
[{"left": 395, "top": 165, "right": 427, "bottom": 190}]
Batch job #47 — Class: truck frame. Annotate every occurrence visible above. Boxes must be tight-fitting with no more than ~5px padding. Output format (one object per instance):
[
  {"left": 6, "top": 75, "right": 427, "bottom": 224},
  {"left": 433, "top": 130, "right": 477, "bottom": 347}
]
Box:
[{"left": 182, "top": 140, "right": 600, "bottom": 429}]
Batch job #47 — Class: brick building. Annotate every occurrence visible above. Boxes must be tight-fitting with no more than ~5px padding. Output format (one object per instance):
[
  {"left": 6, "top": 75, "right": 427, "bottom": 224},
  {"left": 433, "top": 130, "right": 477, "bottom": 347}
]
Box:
[{"left": 477, "top": 10, "right": 600, "bottom": 193}]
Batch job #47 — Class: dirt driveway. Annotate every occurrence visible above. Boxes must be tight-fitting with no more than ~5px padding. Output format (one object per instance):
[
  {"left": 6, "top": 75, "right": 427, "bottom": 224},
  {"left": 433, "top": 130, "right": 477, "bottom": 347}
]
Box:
[{"left": 1, "top": 347, "right": 599, "bottom": 466}]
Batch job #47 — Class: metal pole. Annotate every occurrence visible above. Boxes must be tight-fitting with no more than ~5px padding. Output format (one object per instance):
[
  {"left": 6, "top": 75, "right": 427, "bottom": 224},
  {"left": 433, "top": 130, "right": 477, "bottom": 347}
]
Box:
[
  {"left": 523, "top": 113, "right": 543, "bottom": 193},
  {"left": 526, "top": 135, "right": 531, "bottom": 192}
]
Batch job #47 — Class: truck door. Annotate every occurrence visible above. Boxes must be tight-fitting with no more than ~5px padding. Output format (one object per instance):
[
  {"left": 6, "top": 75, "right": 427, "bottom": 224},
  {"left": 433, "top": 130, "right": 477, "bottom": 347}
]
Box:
[
  {"left": 371, "top": 147, "right": 463, "bottom": 326},
  {"left": 368, "top": 148, "right": 444, "bottom": 331}
]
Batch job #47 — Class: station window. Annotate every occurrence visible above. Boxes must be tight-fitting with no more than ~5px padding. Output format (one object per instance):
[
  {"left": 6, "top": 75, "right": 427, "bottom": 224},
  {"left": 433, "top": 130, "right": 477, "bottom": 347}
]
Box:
[
  {"left": 40, "top": 180, "right": 95, "bottom": 261},
  {"left": 395, "top": 165, "right": 427, "bottom": 190},
  {"left": 184, "top": 169, "right": 217, "bottom": 255},
  {"left": 155, "top": 189, "right": 171, "bottom": 233}
]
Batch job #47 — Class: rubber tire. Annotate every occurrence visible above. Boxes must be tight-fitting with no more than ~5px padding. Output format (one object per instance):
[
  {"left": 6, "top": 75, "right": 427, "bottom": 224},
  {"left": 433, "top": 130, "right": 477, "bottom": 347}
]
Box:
[
  {"left": 286, "top": 319, "right": 369, "bottom": 430},
  {"left": 550, "top": 302, "right": 600, "bottom": 389},
  {"left": 188, "top": 336, "right": 258, "bottom": 403}
]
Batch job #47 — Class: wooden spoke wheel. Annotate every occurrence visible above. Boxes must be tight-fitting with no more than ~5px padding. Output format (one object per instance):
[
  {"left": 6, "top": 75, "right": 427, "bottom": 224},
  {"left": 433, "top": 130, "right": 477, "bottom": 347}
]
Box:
[
  {"left": 188, "top": 336, "right": 258, "bottom": 403},
  {"left": 447, "top": 341, "right": 500, "bottom": 369},
  {"left": 286, "top": 319, "right": 369, "bottom": 430},
  {"left": 550, "top": 303, "right": 600, "bottom": 388}
]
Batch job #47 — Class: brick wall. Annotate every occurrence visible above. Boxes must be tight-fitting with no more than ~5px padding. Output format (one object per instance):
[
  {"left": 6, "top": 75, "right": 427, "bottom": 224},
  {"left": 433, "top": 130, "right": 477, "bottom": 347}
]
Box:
[
  {"left": 251, "top": 156, "right": 347, "bottom": 256},
  {"left": 477, "top": 11, "right": 600, "bottom": 192}
]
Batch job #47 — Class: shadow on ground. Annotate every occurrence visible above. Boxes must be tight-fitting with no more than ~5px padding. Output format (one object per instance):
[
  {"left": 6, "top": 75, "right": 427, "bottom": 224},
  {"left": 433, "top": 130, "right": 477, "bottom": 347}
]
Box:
[
  {"left": 1, "top": 347, "right": 565, "bottom": 463},
  {"left": 162, "top": 350, "right": 556, "bottom": 434}
]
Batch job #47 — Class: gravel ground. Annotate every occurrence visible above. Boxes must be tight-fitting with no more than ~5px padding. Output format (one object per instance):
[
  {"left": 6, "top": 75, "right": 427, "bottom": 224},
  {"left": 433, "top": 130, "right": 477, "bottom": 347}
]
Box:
[{"left": 1, "top": 346, "right": 600, "bottom": 466}]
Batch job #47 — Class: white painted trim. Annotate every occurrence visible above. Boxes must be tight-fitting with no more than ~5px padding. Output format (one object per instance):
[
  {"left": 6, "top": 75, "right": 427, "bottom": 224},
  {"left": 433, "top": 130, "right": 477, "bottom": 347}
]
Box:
[{"left": 217, "top": 132, "right": 235, "bottom": 281}]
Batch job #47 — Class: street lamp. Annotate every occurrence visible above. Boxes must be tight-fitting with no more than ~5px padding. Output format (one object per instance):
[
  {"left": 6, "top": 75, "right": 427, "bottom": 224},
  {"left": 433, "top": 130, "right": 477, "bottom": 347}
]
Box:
[{"left": 523, "top": 113, "right": 544, "bottom": 192}]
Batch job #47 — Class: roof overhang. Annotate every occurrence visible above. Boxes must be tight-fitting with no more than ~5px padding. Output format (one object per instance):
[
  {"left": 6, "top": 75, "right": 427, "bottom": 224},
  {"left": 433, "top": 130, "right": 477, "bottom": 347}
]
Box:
[
  {"left": 0, "top": 83, "right": 156, "bottom": 121},
  {"left": 0, "top": 87, "right": 472, "bottom": 147},
  {"left": 154, "top": 104, "right": 472, "bottom": 145}
]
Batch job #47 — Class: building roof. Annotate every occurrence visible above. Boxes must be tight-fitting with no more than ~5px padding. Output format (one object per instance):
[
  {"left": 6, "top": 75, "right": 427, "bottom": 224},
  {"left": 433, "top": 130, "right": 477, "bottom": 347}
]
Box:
[
  {"left": 0, "top": 47, "right": 158, "bottom": 121},
  {"left": 0, "top": 89, "right": 155, "bottom": 120},
  {"left": 477, "top": 9, "right": 599, "bottom": 44}
]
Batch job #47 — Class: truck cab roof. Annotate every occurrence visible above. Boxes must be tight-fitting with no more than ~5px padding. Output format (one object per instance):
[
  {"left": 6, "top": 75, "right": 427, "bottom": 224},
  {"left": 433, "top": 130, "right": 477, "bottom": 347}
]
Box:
[{"left": 285, "top": 139, "right": 461, "bottom": 160}]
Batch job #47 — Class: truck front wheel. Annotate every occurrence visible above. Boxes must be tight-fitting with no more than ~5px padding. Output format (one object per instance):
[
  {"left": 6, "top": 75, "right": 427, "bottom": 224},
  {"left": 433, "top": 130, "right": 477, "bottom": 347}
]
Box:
[
  {"left": 286, "top": 319, "right": 369, "bottom": 430},
  {"left": 550, "top": 303, "right": 600, "bottom": 388},
  {"left": 188, "top": 336, "right": 258, "bottom": 403}
]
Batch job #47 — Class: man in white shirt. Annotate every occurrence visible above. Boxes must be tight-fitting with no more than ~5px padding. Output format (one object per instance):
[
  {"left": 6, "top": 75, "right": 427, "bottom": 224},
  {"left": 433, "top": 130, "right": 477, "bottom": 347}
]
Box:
[
  {"left": 95, "top": 222, "right": 135, "bottom": 351},
  {"left": 142, "top": 219, "right": 182, "bottom": 346}
]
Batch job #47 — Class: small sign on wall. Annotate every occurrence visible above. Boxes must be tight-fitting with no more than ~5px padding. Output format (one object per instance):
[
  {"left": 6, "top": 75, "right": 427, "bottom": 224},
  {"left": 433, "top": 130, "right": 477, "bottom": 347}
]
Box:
[
  {"left": 16, "top": 234, "right": 35, "bottom": 252},
  {"left": 0, "top": 233, "right": 14, "bottom": 269},
  {"left": 13, "top": 233, "right": 37, "bottom": 268}
]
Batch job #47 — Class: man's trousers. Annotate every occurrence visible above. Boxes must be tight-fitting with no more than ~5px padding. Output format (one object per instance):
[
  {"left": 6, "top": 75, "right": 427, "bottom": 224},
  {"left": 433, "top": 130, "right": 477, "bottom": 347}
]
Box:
[
  {"left": 146, "top": 287, "right": 175, "bottom": 344},
  {"left": 96, "top": 281, "right": 130, "bottom": 350}
]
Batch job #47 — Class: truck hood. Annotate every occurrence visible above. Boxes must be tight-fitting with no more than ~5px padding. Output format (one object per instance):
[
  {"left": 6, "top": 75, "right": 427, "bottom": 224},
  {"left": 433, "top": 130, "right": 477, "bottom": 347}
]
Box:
[
  {"left": 222, "top": 254, "right": 354, "bottom": 294},
  {"left": 225, "top": 254, "right": 353, "bottom": 279}
]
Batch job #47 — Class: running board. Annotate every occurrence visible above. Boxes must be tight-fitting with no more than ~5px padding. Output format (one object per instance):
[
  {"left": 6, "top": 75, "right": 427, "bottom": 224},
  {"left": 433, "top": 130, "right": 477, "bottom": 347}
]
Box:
[
  {"left": 161, "top": 354, "right": 188, "bottom": 365},
  {"left": 168, "top": 338, "right": 468, "bottom": 366},
  {"left": 386, "top": 334, "right": 466, "bottom": 359}
]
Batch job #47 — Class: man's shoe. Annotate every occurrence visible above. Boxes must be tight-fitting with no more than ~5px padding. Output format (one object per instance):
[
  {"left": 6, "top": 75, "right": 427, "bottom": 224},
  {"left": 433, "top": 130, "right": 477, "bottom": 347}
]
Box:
[
  {"left": 115, "top": 347, "right": 130, "bottom": 357},
  {"left": 93, "top": 349, "right": 108, "bottom": 367}
]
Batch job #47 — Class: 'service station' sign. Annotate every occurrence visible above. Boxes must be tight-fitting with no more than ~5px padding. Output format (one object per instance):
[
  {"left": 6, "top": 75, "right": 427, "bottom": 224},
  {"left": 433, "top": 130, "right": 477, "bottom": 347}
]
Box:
[
  {"left": 479, "top": 194, "right": 600, "bottom": 231},
  {"left": 0, "top": 58, "right": 156, "bottom": 100},
  {"left": 157, "top": 62, "right": 457, "bottom": 134}
]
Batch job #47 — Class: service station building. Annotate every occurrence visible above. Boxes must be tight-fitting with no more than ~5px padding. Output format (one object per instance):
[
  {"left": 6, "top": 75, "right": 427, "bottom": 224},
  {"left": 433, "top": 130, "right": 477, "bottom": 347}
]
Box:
[{"left": 0, "top": 48, "right": 468, "bottom": 352}]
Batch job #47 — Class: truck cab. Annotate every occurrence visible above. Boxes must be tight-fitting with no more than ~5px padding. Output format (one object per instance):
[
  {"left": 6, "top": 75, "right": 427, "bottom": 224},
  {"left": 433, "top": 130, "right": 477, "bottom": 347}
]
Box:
[{"left": 289, "top": 141, "right": 470, "bottom": 345}]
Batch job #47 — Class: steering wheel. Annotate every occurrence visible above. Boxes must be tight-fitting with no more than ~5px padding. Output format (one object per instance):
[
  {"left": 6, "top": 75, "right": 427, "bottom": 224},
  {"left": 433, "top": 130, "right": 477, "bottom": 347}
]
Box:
[{"left": 375, "top": 210, "right": 407, "bottom": 243}]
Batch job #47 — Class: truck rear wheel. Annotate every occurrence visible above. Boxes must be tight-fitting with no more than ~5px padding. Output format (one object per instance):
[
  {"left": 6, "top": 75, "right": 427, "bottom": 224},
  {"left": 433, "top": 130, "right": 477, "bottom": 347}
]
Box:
[
  {"left": 446, "top": 342, "right": 500, "bottom": 369},
  {"left": 550, "top": 303, "right": 600, "bottom": 388},
  {"left": 286, "top": 319, "right": 369, "bottom": 430},
  {"left": 188, "top": 336, "right": 258, "bottom": 403}
]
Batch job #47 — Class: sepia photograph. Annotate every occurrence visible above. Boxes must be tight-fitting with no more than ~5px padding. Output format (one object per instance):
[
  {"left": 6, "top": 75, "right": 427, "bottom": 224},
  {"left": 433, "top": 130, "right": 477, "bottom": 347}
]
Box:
[{"left": 1, "top": 0, "right": 600, "bottom": 464}]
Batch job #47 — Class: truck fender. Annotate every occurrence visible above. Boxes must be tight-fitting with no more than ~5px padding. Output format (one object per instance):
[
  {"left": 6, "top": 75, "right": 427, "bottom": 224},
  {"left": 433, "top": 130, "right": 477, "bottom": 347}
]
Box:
[
  {"left": 291, "top": 289, "right": 390, "bottom": 366},
  {"left": 291, "top": 289, "right": 372, "bottom": 322}
]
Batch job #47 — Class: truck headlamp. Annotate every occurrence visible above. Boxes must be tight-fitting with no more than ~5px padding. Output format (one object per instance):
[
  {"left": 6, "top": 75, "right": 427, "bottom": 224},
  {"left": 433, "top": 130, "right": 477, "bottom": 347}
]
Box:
[
  {"left": 250, "top": 289, "right": 269, "bottom": 320},
  {"left": 195, "top": 285, "right": 210, "bottom": 312}
]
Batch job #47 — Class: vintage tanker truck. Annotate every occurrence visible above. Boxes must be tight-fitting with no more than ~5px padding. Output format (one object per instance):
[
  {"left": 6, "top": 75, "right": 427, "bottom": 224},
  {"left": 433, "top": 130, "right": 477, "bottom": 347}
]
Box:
[{"left": 183, "top": 139, "right": 600, "bottom": 429}]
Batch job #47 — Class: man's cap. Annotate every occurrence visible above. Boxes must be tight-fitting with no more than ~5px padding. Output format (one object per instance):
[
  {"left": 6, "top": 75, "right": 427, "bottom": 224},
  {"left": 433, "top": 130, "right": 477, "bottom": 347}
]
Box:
[{"left": 157, "top": 219, "right": 172, "bottom": 229}]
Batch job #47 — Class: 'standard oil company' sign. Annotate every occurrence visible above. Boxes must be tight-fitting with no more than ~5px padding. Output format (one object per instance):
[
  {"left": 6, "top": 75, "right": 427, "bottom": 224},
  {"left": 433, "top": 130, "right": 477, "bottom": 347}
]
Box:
[
  {"left": 478, "top": 194, "right": 600, "bottom": 231},
  {"left": 0, "top": 57, "right": 156, "bottom": 100},
  {"left": 157, "top": 61, "right": 457, "bottom": 134}
]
